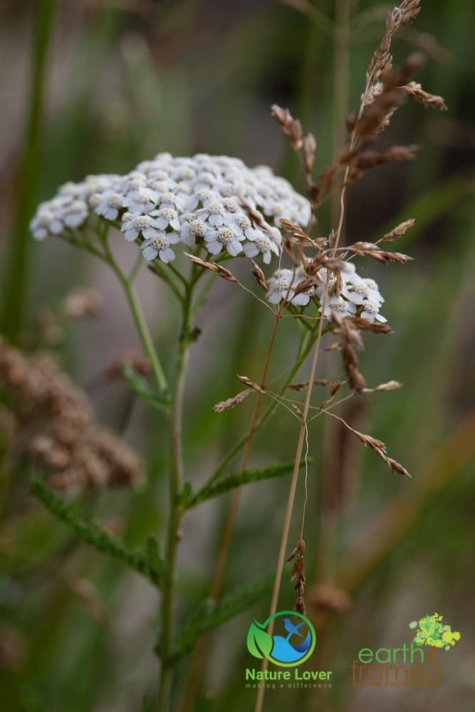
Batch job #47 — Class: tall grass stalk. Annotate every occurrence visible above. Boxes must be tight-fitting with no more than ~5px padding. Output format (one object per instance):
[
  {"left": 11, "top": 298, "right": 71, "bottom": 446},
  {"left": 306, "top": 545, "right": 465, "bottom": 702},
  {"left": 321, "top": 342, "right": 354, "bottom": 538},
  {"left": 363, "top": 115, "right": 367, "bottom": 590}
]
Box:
[{"left": 1, "top": 0, "right": 57, "bottom": 342}]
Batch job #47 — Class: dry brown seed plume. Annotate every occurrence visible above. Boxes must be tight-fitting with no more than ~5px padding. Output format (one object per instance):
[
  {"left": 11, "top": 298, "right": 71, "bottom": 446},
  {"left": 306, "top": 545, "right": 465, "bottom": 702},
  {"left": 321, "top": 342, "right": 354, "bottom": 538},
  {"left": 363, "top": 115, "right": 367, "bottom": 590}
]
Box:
[
  {"left": 184, "top": 253, "right": 238, "bottom": 283},
  {"left": 271, "top": 105, "right": 303, "bottom": 152},
  {"left": 286, "top": 538, "right": 307, "bottom": 614},
  {"left": 213, "top": 390, "right": 251, "bottom": 413},
  {"left": 251, "top": 261, "right": 268, "bottom": 293},
  {"left": 402, "top": 82, "right": 448, "bottom": 110}
]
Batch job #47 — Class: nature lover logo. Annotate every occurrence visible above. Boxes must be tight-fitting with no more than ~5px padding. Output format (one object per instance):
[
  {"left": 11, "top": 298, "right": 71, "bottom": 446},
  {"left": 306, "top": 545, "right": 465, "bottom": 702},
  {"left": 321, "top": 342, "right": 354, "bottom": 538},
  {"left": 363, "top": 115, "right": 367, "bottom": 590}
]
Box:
[{"left": 247, "top": 611, "right": 316, "bottom": 667}]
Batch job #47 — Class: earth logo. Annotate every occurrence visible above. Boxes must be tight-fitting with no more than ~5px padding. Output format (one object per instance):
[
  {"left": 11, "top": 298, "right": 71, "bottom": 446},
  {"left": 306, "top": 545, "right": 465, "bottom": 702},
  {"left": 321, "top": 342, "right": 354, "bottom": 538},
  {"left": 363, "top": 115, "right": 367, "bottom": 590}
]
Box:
[{"left": 247, "top": 611, "right": 316, "bottom": 667}]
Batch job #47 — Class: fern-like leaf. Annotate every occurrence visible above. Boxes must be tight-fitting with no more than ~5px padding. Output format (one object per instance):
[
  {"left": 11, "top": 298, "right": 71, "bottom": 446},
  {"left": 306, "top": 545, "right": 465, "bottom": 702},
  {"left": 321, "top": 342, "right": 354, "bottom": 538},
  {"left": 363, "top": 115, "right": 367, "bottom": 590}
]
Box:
[
  {"left": 32, "top": 479, "right": 164, "bottom": 586},
  {"left": 185, "top": 459, "right": 309, "bottom": 509},
  {"left": 163, "top": 574, "right": 274, "bottom": 663}
]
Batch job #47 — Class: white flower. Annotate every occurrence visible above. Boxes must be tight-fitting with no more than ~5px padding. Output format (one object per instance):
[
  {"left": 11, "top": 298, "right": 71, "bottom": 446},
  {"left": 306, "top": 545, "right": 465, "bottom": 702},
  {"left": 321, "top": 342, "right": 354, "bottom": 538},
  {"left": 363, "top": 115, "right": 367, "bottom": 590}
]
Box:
[
  {"left": 243, "top": 230, "right": 280, "bottom": 264},
  {"left": 180, "top": 218, "right": 208, "bottom": 246},
  {"left": 225, "top": 213, "right": 254, "bottom": 238},
  {"left": 361, "top": 278, "right": 384, "bottom": 303},
  {"left": 30, "top": 208, "right": 62, "bottom": 240},
  {"left": 151, "top": 207, "right": 181, "bottom": 231},
  {"left": 185, "top": 188, "right": 216, "bottom": 212},
  {"left": 320, "top": 296, "right": 357, "bottom": 319},
  {"left": 204, "top": 227, "right": 244, "bottom": 256},
  {"left": 197, "top": 201, "right": 226, "bottom": 226},
  {"left": 93, "top": 190, "right": 123, "bottom": 220},
  {"left": 360, "top": 300, "right": 387, "bottom": 322},
  {"left": 340, "top": 261, "right": 360, "bottom": 284},
  {"left": 121, "top": 214, "right": 161, "bottom": 242},
  {"left": 63, "top": 200, "right": 89, "bottom": 228},
  {"left": 123, "top": 187, "right": 159, "bottom": 214},
  {"left": 341, "top": 275, "right": 384, "bottom": 306},
  {"left": 142, "top": 232, "right": 180, "bottom": 263},
  {"left": 267, "top": 269, "right": 309, "bottom": 306}
]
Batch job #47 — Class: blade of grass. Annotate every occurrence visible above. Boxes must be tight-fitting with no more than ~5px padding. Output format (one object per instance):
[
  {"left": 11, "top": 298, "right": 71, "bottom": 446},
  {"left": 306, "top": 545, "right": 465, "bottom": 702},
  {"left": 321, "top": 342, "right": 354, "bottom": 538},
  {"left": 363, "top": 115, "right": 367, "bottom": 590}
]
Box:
[{"left": 1, "top": 0, "right": 57, "bottom": 342}]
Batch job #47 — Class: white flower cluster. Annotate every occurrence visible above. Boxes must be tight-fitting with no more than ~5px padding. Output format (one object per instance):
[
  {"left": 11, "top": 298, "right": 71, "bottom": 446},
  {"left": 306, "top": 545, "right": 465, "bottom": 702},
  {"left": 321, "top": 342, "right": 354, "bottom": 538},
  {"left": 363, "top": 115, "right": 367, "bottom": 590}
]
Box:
[
  {"left": 30, "top": 153, "right": 311, "bottom": 266},
  {"left": 30, "top": 175, "right": 121, "bottom": 241},
  {"left": 267, "top": 262, "right": 387, "bottom": 323}
]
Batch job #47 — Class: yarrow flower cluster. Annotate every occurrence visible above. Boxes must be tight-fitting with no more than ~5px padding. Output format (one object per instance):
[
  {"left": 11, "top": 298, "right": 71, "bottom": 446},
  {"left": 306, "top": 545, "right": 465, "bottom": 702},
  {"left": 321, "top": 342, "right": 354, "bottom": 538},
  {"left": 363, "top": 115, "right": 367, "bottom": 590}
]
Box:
[
  {"left": 30, "top": 153, "right": 310, "bottom": 265},
  {"left": 267, "top": 262, "right": 387, "bottom": 323},
  {"left": 29, "top": 152, "right": 387, "bottom": 322}
]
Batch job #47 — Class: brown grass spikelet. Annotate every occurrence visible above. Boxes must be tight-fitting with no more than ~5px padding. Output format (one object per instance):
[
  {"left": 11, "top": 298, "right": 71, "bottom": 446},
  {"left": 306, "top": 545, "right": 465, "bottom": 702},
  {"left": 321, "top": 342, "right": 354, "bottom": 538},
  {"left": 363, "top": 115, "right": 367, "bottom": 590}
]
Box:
[
  {"left": 287, "top": 379, "right": 330, "bottom": 391},
  {"left": 364, "top": 1, "right": 421, "bottom": 104},
  {"left": 330, "top": 313, "right": 366, "bottom": 394},
  {"left": 184, "top": 253, "right": 238, "bottom": 283},
  {"left": 346, "top": 316, "right": 393, "bottom": 334},
  {"left": 346, "top": 241, "right": 413, "bottom": 263},
  {"left": 329, "top": 380, "right": 347, "bottom": 398},
  {"left": 378, "top": 218, "right": 415, "bottom": 243},
  {"left": 342, "top": 423, "right": 411, "bottom": 477},
  {"left": 213, "top": 390, "right": 251, "bottom": 413},
  {"left": 251, "top": 261, "right": 268, "bottom": 293},
  {"left": 240, "top": 200, "right": 269, "bottom": 231},
  {"left": 303, "top": 132, "right": 317, "bottom": 176},
  {"left": 286, "top": 538, "right": 306, "bottom": 613},
  {"left": 279, "top": 219, "right": 317, "bottom": 248},
  {"left": 402, "top": 81, "right": 448, "bottom": 110},
  {"left": 271, "top": 104, "right": 303, "bottom": 151},
  {"left": 237, "top": 375, "right": 266, "bottom": 394},
  {"left": 367, "top": 380, "right": 403, "bottom": 392}
]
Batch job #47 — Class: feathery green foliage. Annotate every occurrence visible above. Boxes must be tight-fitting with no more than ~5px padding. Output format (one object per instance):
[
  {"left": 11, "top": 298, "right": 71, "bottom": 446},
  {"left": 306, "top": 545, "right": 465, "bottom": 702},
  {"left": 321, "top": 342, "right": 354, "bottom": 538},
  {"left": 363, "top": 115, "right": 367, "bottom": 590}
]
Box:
[
  {"left": 32, "top": 479, "right": 164, "bottom": 586},
  {"left": 185, "top": 459, "right": 311, "bottom": 509},
  {"left": 164, "top": 574, "right": 274, "bottom": 663}
]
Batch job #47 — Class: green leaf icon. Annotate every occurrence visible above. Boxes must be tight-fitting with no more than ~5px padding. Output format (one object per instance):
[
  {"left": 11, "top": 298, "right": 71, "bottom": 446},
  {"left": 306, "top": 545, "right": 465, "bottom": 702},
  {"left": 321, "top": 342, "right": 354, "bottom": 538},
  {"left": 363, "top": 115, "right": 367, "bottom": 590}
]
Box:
[
  {"left": 247, "top": 620, "right": 274, "bottom": 660},
  {"left": 409, "top": 621, "right": 418, "bottom": 629}
]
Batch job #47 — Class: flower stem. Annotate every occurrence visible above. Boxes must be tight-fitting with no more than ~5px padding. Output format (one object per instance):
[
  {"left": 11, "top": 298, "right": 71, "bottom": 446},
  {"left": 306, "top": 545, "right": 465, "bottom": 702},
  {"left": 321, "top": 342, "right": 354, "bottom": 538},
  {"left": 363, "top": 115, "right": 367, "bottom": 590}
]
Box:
[
  {"left": 122, "top": 280, "right": 168, "bottom": 394},
  {"left": 102, "top": 233, "right": 168, "bottom": 394},
  {"left": 156, "top": 280, "right": 193, "bottom": 712}
]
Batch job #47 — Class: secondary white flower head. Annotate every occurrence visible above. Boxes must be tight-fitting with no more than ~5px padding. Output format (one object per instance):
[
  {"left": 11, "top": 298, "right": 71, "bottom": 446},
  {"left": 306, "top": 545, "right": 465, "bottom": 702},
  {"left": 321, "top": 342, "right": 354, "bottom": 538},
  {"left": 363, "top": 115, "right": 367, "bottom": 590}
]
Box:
[
  {"left": 267, "top": 269, "right": 310, "bottom": 307},
  {"left": 267, "top": 263, "right": 387, "bottom": 322}
]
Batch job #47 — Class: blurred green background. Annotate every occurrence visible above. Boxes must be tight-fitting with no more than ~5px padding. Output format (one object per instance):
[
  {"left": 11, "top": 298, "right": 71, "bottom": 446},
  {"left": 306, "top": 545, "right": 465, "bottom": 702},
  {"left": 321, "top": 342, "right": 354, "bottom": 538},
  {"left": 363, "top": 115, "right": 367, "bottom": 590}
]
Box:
[{"left": 0, "top": 0, "right": 474, "bottom": 710}]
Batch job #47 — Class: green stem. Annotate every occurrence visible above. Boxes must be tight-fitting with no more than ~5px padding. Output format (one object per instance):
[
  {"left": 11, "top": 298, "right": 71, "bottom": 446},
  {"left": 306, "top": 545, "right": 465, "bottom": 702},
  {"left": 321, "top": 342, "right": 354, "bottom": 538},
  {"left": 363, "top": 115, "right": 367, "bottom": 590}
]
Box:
[
  {"left": 156, "top": 281, "right": 193, "bottom": 711},
  {"left": 1, "top": 0, "right": 57, "bottom": 341},
  {"left": 101, "top": 233, "right": 168, "bottom": 394},
  {"left": 122, "top": 280, "right": 168, "bottom": 394}
]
